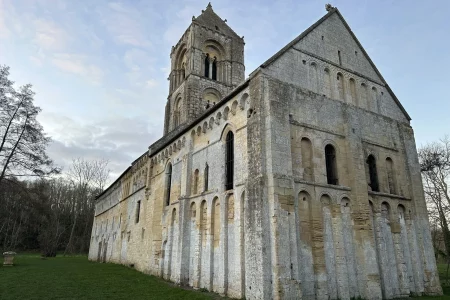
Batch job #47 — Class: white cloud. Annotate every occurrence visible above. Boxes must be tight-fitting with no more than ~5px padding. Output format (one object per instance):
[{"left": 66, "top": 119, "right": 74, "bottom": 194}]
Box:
[
  {"left": 51, "top": 53, "right": 104, "bottom": 85},
  {"left": 146, "top": 79, "right": 158, "bottom": 88},
  {"left": 33, "top": 19, "right": 68, "bottom": 51},
  {"left": 99, "top": 2, "right": 153, "bottom": 48},
  {"left": 41, "top": 111, "right": 160, "bottom": 181},
  {"left": 29, "top": 55, "right": 43, "bottom": 66}
]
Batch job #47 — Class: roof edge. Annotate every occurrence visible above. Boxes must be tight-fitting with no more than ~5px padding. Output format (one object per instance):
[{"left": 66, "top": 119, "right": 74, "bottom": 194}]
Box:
[
  {"left": 332, "top": 9, "right": 411, "bottom": 121},
  {"left": 95, "top": 166, "right": 131, "bottom": 200}
]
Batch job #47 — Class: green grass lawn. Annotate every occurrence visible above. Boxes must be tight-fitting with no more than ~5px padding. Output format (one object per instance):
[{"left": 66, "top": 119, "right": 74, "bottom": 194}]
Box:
[
  {"left": 0, "top": 254, "right": 221, "bottom": 300},
  {"left": 2, "top": 254, "right": 450, "bottom": 299}
]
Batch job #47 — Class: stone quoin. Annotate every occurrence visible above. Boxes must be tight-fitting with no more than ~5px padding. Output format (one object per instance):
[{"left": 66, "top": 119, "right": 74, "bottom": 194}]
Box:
[{"left": 89, "top": 3, "right": 442, "bottom": 299}]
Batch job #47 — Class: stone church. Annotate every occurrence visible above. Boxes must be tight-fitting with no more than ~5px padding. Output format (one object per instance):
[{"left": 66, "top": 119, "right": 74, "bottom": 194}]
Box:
[{"left": 89, "top": 4, "right": 442, "bottom": 299}]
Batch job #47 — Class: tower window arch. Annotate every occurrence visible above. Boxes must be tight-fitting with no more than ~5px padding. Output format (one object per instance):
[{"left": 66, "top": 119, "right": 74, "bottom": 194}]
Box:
[
  {"left": 173, "top": 97, "right": 182, "bottom": 128},
  {"left": 181, "top": 62, "right": 186, "bottom": 79},
  {"left": 325, "top": 144, "right": 338, "bottom": 185},
  {"left": 367, "top": 155, "right": 379, "bottom": 192},
  {"left": 212, "top": 57, "right": 217, "bottom": 80},
  {"left": 202, "top": 41, "right": 224, "bottom": 81},
  {"left": 204, "top": 54, "right": 210, "bottom": 78},
  {"left": 165, "top": 163, "right": 172, "bottom": 206},
  {"left": 225, "top": 131, "right": 234, "bottom": 190}
]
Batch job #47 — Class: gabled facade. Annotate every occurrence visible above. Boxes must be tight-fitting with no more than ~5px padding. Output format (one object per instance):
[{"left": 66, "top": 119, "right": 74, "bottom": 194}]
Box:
[{"left": 89, "top": 5, "right": 442, "bottom": 299}]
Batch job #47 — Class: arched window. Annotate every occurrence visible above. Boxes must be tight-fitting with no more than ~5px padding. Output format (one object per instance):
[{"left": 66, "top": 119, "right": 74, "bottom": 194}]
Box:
[
  {"left": 349, "top": 78, "right": 357, "bottom": 105},
  {"left": 336, "top": 72, "right": 345, "bottom": 101},
  {"left": 323, "top": 68, "right": 331, "bottom": 98},
  {"left": 204, "top": 55, "right": 210, "bottom": 78},
  {"left": 371, "top": 87, "right": 378, "bottom": 112},
  {"left": 212, "top": 58, "right": 217, "bottom": 80},
  {"left": 360, "top": 83, "right": 368, "bottom": 109},
  {"left": 165, "top": 163, "right": 172, "bottom": 206},
  {"left": 204, "top": 163, "right": 209, "bottom": 192},
  {"left": 309, "top": 62, "right": 318, "bottom": 93},
  {"left": 325, "top": 144, "right": 338, "bottom": 185},
  {"left": 225, "top": 131, "right": 234, "bottom": 190},
  {"left": 193, "top": 169, "right": 199, "bottom": 194},
  {"left": 386, "top": 157, "right": 396, "bottom": 194},
  {"left": 367, "top": 155, "right": 379, "bottom": 192}
]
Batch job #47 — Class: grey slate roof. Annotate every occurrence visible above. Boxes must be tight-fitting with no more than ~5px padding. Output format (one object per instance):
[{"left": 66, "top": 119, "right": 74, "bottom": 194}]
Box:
[{"left": 193, "top": 3, "right": 241, "bottom": 39}]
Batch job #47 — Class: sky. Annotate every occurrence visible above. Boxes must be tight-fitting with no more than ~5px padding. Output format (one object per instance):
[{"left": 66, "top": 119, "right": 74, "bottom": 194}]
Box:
[{"left": 1, "top": 0, "right": 449, "bottom": 181}]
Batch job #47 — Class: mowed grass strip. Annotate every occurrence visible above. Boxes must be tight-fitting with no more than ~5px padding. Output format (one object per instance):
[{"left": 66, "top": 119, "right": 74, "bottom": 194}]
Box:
[
  {"left": 3, "top": 255, "right": 450, "bottom": 299},
  {"left": 0, "top": 255, "right": 218, "bottom": 300}
]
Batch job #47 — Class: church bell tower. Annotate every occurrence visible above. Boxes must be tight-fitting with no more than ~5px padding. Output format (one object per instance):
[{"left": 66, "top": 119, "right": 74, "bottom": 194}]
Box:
[{"left": 163, "top": 3, "right": 245, "bottom": 135}]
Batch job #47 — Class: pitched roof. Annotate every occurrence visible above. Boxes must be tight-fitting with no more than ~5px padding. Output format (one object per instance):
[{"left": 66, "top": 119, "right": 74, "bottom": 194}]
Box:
[
  {"left": 259, "top": 7, "right": 411, "bottom": 121},
  {"left": 193, "top": 2, "right": 240, "bottom": 39}
]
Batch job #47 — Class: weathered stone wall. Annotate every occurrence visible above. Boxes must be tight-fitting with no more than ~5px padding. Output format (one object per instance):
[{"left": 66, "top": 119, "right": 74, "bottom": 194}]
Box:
[
  {"left": 89, "top": 88, "right": 250, "bottom": 298},
  {"left": 254, "top": 71, "right": 441, "bottom": 299}
]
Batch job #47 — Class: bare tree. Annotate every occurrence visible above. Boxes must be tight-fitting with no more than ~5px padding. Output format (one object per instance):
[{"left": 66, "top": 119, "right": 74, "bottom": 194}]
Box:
[
  {"left": 419, "top": 137, "right": 450, "bottom": 283},
  {"left": 64, "top": 158, "right": 109, "bottom": 255},
  {"left": 0, "top": 65, "right": 59, "bottom": 188}
]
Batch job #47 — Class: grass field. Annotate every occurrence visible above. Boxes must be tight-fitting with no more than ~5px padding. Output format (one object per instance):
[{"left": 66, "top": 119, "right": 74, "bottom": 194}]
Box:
[
  {"left": 0, "top": 254, "right": 221, "bottom": 300},
  {"left": 1, "top": 254, "right": 450, "bottom": 299}
]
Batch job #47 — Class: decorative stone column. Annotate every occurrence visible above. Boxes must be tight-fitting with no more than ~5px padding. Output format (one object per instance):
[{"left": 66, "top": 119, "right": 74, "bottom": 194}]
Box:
[{"left": 3, "top": 251, "right": 16, "bottom": 266}]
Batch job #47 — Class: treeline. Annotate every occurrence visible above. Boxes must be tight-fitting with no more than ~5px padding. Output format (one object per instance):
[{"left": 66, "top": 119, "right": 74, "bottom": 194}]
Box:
[{"left": 0, "top": 159, "right": 109, "bottom": 256}]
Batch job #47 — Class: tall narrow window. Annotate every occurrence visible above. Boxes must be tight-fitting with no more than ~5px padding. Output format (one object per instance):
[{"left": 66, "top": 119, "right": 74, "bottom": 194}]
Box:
[
  {"left": 204, "top": 163, "right": 209, "bottom": 192},
  {"left": 367, "top": 155, "right": 379, "bottom": 192},
  {"left": 225, "top": 131, "right": 234, "bottom": 190},
  {"left": 204, "top": 55, "right": 210, "bottom": 78},
  {"left": 386, "top": 157, "right": 396, "bottom": 194},
  {"left": 212, "top": 58, "right": 217, "bottom": 80},
  {"left": 325, "top": 144, "right": 338, "bottom": 185},
  {"left": 338, "top": 50, "right": 342, "bottom": 66},
  {"left": 193, "top": 169, "right": 199, "bottom": 194},
  {"left": 135, "top": 200, "right": 141, "bottom": 223},
  {"left": 165, "top": 163, "right": 172, "bottom": 206}
]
